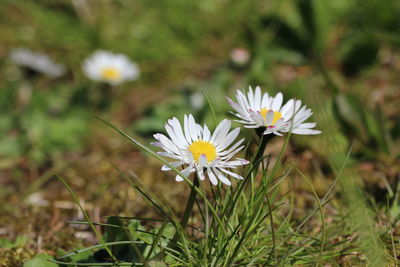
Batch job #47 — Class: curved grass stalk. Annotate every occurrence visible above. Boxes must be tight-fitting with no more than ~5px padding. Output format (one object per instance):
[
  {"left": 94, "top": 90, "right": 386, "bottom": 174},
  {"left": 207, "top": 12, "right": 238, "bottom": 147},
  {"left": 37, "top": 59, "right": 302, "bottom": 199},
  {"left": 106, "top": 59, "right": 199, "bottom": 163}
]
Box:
[
  {"left": 293, "top": 165, "right": 326, "bottom": 266},
  {"left": 58, "top": 241, "right": 145, "bottom": 260},
  {"left": 144, "top": 219, "right": 169, "bottom": 264},
  {"left": 201, "top": 90, "right": 217, "bottom": 129},
  {"left": 296, "top": 142, "right": 353, "bottom": 231},
  {"left": 57, "top": 176, "right": 118, "bottom": 263},
  {"left": 112, "top": 164, "right": 171, "bottom": 218}
]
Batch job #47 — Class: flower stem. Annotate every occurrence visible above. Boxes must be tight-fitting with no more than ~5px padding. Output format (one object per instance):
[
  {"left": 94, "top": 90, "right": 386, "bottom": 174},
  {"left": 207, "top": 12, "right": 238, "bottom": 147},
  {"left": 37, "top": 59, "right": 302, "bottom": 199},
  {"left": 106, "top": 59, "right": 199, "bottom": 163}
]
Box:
[
  {"left": 180, "top": 174, "right": 200, "bottom": 227},
  {"left": 169, "top": 173, "right": 200, "bottom": 248},
  {"left": 253, "top": 128, "right": 274, "bottom": 169},
  {"left": 97, "top": 82, "right": 113, "bottom": 110}
]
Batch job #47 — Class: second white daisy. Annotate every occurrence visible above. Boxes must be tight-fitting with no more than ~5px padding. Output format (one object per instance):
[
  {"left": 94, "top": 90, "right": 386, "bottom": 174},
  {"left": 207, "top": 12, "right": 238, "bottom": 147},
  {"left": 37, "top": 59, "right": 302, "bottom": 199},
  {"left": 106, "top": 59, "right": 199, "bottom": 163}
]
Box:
[
  {"left": 10, "top": 48, "right": 65, "bottom": 78},
  {"left": 152, "top": 114, "right": 249, "bottom": 186},
  {"left": 82, "top": 50, "right": 139, "bottom": 85},
  {"left": 227, "top": 86, "right": 321, "bottom": 136}
]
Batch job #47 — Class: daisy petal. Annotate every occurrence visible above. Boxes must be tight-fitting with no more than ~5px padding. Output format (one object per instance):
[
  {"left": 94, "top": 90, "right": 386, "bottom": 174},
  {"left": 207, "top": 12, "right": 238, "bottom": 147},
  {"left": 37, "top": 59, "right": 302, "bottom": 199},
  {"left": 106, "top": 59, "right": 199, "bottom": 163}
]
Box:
[
  {"left": 219, "top": 168, "right": 244, "bottom": 180},
  {"left": 175, "top": 166, "right": 195, "bottom": 182},
  {"left": 207, "top": 167, "right": 218, "bottom": 185},
  {"left": 212, "top": 167, "right": 231, "bottom": 186},
  {"left": 292, "top": 128, "right": 322, "bottom": 135},
  {"left": 217, "top": 127, "right": 240, "bottom": 151},
  {"left": 272, "top": 92, "right": 283, "bottom": 111}
]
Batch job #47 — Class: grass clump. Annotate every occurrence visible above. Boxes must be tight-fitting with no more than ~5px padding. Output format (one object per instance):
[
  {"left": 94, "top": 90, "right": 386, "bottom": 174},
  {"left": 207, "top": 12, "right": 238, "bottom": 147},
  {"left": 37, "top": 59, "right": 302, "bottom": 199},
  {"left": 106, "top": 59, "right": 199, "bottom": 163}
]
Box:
[{"left": 53, "top": 89, "right": 390, "bottom": 266}]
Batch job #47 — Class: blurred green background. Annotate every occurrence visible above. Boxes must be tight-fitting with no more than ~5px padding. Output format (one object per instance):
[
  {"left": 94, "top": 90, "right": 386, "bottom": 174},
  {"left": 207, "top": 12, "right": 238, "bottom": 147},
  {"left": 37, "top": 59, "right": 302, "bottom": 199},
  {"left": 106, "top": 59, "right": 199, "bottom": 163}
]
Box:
[{"left": 0, "top": 0, "right": 399, "bottom": 265}]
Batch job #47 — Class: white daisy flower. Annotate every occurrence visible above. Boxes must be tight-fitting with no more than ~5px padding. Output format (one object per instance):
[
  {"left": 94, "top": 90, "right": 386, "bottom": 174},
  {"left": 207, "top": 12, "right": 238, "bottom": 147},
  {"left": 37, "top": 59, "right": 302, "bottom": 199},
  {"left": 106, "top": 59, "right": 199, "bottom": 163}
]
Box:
[
  {"left": 227, "top": 86, "right": 321, "bottom": 136},
  {"left": 10, "top": 48, "right": 65, "bottom": 78},
  {"left": 152, "top": 114, "right": 249, "bottom": 186},
  {"left": 82, "top": 50, "right": 139, "bottom": 85}
]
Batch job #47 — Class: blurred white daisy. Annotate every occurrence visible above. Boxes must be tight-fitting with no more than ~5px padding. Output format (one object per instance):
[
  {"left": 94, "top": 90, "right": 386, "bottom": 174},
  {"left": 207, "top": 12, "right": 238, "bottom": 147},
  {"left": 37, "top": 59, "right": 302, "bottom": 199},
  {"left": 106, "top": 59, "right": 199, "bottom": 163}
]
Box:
[
  {"left": 227, "top": 86, "right": 321, "bottom": 136},
  {"left": 189, "top": 91, "right": 205, "bottom": 110},
  {"left": 10, "top": 48, "right": 65, "bottom": 78},
  {"left": 152, "top": 114, "right": 249, "bottom": 186},
  {"left": 82, "top": 50, "right": 139, "bottom": 85}
]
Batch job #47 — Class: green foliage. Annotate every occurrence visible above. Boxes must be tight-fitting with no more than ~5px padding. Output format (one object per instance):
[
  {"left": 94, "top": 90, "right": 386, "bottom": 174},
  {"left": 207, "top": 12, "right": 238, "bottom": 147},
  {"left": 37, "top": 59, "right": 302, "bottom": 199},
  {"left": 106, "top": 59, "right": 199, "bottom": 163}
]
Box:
[
  {"left": 338, "top": 33, "right": 379, "bottom": 77},
  {"left": 334, "top": 93, "right": 391, "bottom": 156},
  {"left": 255, "top": 0, "right": 399, "bottom": 77},
  {"left": 23, "top": 254, "right": 58, "bottom": 267},
  {"left": 101, "top": 217, "right": 146, "bottom": 262},
  {"left": 0, "top": 81, "right": 89, "bottom": 165},
  {"left": 389, "top": 183, "right": 400, "bottom": 220},
  {"left": 258, "top": 0, "right": 333, "bottom": 58},
  {"left": 0, "top": 235, "right": 28, "bottom": 249}
]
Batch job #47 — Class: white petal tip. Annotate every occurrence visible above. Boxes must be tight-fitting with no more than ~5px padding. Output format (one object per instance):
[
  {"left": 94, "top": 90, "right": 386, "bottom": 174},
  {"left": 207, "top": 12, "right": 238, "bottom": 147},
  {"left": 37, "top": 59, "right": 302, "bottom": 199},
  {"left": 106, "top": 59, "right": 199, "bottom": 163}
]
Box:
[
  {"left": 222, "top": 181, "right": 231, "bottom": 186},
  {"left": 262, "top": 131, "right": 273, "bottom": 136},
  {"left": 161, "top": 165, "right": 171, "bottom": 171},
  {"left": 175, "top": 176, "right": 184, "bottom": 182}
]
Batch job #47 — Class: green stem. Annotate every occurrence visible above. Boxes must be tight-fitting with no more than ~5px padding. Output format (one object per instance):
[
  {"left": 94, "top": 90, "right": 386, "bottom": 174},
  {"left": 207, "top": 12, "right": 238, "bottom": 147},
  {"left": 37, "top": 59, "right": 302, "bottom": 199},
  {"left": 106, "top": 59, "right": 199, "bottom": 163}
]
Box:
[
  {"left": 169, "top": 173, "right": 200, "bottom": 247},
  {"left": 180, "top": 174, "right": 200, "bottom": 227},
  {"left": 253, "top": 128, "right": 274, "bottom": 171},
  {"left": 222, "top": 128, "right": 274, "bottom": 218},
  {"left": 98, "top": 82, "right": 113, "bottom": 110}
]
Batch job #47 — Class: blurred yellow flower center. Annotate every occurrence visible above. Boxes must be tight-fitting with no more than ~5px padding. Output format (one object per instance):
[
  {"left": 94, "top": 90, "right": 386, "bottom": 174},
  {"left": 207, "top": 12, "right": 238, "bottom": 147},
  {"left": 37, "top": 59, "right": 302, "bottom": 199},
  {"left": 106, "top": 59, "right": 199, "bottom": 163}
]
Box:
[
  {"left": 260, "top": 108, "right": 282, "bottom": 125},
  {"left": 101, "top": 67, "right": 120, "bottom": 81},
  {"left": 189, "top": 141, "right": 217, "bottom": 162}
]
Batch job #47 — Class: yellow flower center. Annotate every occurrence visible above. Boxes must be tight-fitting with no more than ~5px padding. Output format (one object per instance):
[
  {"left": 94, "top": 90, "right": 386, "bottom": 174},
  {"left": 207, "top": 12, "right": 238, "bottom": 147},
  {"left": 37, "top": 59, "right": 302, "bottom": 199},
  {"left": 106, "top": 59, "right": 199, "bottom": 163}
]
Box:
[
  {"left": 188, "top": 140, "right": 217, "bottom": 162},
  {"left": 101, "top": 67, "right": 120, "bottom": 81},
  {"left": 260, "top": 108, "right": 282, "bottom": 125}
]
